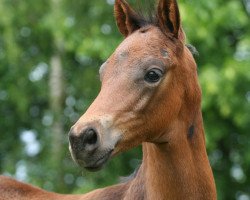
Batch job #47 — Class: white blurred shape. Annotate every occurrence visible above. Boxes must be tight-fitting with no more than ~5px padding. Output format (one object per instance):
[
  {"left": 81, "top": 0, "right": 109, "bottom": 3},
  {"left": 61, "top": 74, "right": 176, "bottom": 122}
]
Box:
[
  {"left": 101, "top": 24, "right": 111, "bottom": 35},
  {"left": 230, "top": 164, "right": 245, "bottom": 182},
  {"left": 106, "top": 0, "right": 115, "bottom": 5},
  {"left": 29, "top": 62, "right": 48, "bottom": 82},
  {"left": 15, "top": 161, "right": 27, "bottom": 181},
  {"left": 20, "top": 130, "right": 41, "bottom": 157},
  {"left": 42, "top": 113, "right": 54, "bottom": 126},
  {"left": 20, "top": 27, "right": 31, "bottom": 37}
]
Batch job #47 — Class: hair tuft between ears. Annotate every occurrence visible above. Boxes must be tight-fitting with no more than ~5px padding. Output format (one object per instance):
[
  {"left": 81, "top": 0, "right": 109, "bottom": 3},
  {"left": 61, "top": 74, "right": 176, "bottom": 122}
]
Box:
[{"left": 114, "top": 0, "right": 186, "bottom": 43}]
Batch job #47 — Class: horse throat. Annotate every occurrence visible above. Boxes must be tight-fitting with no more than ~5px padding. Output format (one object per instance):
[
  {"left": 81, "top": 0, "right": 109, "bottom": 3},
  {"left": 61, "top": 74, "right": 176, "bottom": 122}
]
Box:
[{"left": 131, "top": 112, "right": 217, "bottom": 200}]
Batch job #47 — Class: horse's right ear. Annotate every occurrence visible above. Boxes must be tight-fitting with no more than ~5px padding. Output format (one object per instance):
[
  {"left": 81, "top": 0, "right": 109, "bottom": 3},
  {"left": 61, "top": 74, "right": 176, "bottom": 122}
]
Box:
[{"left": 114, "top": 0, "right": 142, "bottom": 37}]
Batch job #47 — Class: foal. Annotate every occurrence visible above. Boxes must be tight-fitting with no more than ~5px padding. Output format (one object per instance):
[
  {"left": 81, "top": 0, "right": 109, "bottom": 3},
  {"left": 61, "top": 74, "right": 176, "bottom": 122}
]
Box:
[{"left": 0, "top": 0, "right": 217, "bottom": 199}]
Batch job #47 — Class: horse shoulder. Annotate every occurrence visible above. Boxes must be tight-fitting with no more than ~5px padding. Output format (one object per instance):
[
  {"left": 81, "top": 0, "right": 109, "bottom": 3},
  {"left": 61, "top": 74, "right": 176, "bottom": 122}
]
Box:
[
  {"left": 0, "top": 176, "right": 131, "bottom": 200},
  {"left": 0, "top": 176, "right": 60, "bottom": 200}
]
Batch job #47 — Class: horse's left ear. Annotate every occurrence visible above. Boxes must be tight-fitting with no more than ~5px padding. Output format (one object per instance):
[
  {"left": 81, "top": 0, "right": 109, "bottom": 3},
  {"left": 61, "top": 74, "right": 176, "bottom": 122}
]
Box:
[
  {"left": 157, "top": 0, "right": 185, "bottom": 42},
  {"left": 114, "top": 0, "right": 143, "bottom": 37}
]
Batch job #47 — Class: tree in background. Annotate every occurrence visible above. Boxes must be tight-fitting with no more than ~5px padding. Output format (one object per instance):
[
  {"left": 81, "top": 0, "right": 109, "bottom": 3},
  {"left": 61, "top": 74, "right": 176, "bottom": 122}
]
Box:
[{"left": 0, "top": 0, "right": 249, "bottom": 199}]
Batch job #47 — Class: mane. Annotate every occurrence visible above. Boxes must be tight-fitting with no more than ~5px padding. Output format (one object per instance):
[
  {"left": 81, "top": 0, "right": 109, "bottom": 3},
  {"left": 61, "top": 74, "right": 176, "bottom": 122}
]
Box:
[
  {"left": 186, "top": 44, "right": 199, "bottom": 57},
  {"left": 135, "top": 0, "right": 158, "bottom": 26}
]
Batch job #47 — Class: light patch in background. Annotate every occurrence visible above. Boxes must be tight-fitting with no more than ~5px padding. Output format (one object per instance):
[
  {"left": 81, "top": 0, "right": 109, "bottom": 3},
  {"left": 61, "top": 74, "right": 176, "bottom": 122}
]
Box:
[
  {"left": 43, "top": 181, "right": 54, "bottom": 191},
  {"left": 15, "top": 160, "right": 27, "bottom": 181},
  {"left": 236, "top": 192, "right": 250, "bottom": 200},
  {"left": 101, "top": 24, "right": 112, "bottom": 35},
  {"left": 230, "top": 164, "right": 246, "bottom": 183},
  {"left": 29, "top": 62, "right": 48, "bottom": 82},
  {"left": 64, "top": 173, "right": 74, "bottom": 185},
  {"left": 20, "top": 130, "right": 41, "bottom": 157},
  {"left": 246, "top": 91, "right": 250, "bottom": 102},
  {"left": 0, "top": 90, "right": 8, "bottom": 101},
  {"left": 64, "top": 107, "right": 79, "bottom": 123},
  {"left": 20, "top": 27, "right": 31, "bottom": 38},
  {"left": 76, "top": 177, "right": 85, "bottom": 187},
  {"left": 75, "top": 55, "right": 92, "bottom": 65},
  {"left": 29, "top": 45, "right": 39, "bottom": 56},
  {"left": 66, "top": 96, "right": 76, "bottom": 107},
  {"left": 64, "top": 16, "right": 75, "bottom": 28},
  {"left": 244, "top": 0, "right": 250, "bottom": 14},
  {"left": 234, "top": 41, "right": 250, "bottom": 61},
  {"left": 0, "top": 48, "right": 5, "bottom": 59},
  {"left": 106, "top": 0, "right": 115, "bottom": 5},
  {"left": 229, "top": 150, "right": 242, "bottom": 163},
  {"left": 29, "top": 106, "right": 40, "bottom": 117},
  {"left": 42, "top": 112, "right": 54, "bottom": 126},
  {"left": 65, "top": 95, "right": 79, "bottom": 122},
  {"left": 209, "top": 149, "right": 223, "bottom": 166}
]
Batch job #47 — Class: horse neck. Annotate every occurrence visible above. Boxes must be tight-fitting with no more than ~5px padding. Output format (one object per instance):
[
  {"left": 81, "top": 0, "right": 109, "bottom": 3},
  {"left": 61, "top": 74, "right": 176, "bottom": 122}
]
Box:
[{"left": 136, "top": 111, "right": 217, "bottom": 200}]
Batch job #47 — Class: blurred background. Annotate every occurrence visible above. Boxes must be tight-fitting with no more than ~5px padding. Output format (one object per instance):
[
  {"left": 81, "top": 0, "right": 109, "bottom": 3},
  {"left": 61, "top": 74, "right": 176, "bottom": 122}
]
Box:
[{"left": 0, "top": 0, "right": 249, "bottom": 199}]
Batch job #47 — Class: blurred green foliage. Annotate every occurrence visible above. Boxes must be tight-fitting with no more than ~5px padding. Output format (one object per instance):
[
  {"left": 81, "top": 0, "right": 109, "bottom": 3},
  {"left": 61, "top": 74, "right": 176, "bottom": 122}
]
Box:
[{"left": 0, "top": 0, "right": 249, "bottom": 199}]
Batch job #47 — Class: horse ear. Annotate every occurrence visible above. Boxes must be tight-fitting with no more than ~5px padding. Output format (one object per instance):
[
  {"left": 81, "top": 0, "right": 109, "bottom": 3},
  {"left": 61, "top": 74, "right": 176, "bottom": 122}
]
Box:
[
  {"left": 114, "top": 0, "right": 142, "bottom": 37},
  {"left": 157, "top": 0, "right": 184, "bottom": 41}
]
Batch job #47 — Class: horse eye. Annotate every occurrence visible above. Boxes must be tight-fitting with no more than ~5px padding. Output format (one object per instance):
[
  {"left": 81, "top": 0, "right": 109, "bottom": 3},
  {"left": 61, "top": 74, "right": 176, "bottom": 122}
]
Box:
[{"left": 144, "top": 68, "right": 163, "bottom": 83}]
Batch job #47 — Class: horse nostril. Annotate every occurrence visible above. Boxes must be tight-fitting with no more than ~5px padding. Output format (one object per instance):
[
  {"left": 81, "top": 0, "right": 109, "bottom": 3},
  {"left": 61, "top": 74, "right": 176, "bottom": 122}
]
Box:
[
  {"left": 69, "top": 127, "right": 99, "bottom": 154},
  {"left": 83, "top": 128, "right": 98, "bottom": 145}
]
